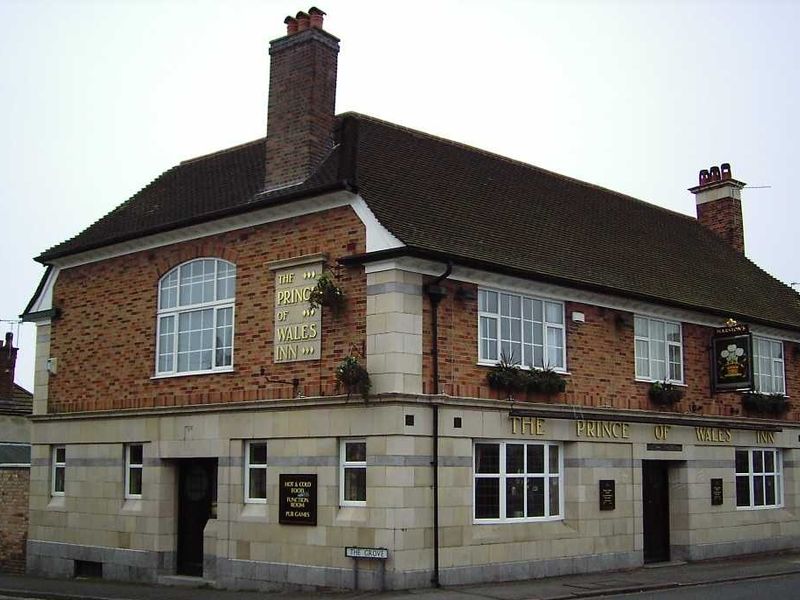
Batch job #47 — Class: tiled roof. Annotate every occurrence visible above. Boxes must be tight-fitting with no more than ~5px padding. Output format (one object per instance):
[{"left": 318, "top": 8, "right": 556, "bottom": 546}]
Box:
[
  {"left": 35, "top": 113, "right": 800, "bottom": 331},
  {"left": 0, "top": 383, "right": 33, "bottom": 416}
]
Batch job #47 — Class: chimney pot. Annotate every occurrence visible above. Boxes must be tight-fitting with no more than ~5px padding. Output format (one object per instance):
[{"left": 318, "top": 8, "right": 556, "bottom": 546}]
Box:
[
  {"left": 710, "top": 165, "right": 721, "bottom": 182},
  {"left": 691, "top": 163, "right": 746, "bottom": 254},
  {"left": 296, "top": 11, "right": 310, "bottom": 31},
  {"left": 308, "top": 6, "right": 325, "bottom": 29},
  {"left": 699, "top": 169, "right": 710, "bottom": 186},
  {"left": 284, "top": 16, "right": 298, "bottom": 35},
  {"left": 721, "top": 163, "right": 732, "bottom": 180}
]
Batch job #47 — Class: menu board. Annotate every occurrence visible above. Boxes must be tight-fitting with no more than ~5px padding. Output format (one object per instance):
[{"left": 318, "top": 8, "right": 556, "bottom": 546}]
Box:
[
  {"left": 599, "top": 479, "right": 615, "bottom": 511},
  {"left": 279, "top": 474, "right": 317, "bottom": 525},
  {"left": 711, "top": 478, "right": 723, "bottom": 506}
]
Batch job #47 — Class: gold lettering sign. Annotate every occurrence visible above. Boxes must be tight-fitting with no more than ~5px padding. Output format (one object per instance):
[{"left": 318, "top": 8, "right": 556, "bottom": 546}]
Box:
[
  {"left": 510, "top": 417, "right": 546, "bottom": 436},
  {"left": 575, "top": 420, "right": 629, "bottom": 439},
  {"left": 273, "top": 261, "right": 323, "bottom": 363},
  {"left": 694, "top": 427, "right": 732, "bottom": 443},
  {"left": 756, "top": 431, "right": 775, "bottom": 444},
  {"left": 654, "top": 425, "right": 671, "bottom": 440}
]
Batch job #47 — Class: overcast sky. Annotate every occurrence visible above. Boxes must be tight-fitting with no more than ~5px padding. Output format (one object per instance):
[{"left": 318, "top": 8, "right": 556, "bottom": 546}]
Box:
[{"left": 2, "top": 0, "right": 798, "bottom": 391}]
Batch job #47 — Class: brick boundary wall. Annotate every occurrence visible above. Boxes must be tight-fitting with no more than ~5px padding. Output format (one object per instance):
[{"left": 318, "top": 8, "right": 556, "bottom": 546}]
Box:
[{"left": 0, "top": 467, "right": 30, "bottom": 573}]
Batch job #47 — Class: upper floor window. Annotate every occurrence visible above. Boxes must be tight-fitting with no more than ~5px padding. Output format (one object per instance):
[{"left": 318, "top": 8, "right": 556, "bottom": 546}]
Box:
[
  {"left": 753, "top": 337, "right": 785, "bottom": 395},
  {"left": 156, "top": 258, "right": 236, "bottom": 375},
  {"left": 478, "top": 289, "right": 565, "bottom": 370},
  {"left": 634, "top": 316, "right": 683, "bottom": 383}
]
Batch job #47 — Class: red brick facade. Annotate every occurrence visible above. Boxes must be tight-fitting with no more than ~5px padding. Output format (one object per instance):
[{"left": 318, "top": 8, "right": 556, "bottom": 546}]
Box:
[
  {"left": 696, "top": 197, "right": 745, "bottom": 254},
  {"left": 47, "top": 206, "right": 365, "bottom": 413},
  {"left": 423, "top": 278, "right": 798, "bottom": 420},
  {"left": 0, "top": 468, "right": 29, "bottom": 573}
]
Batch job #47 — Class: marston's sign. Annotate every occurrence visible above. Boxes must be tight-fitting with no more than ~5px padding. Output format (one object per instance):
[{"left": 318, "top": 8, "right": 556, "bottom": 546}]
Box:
[{"left": 712, "top": 323, "right": 753, "bottom": 392}]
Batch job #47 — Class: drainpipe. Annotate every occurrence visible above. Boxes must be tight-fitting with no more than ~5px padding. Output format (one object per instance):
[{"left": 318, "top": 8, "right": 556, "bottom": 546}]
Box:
[{"left": 424, "top": 261, "right": 451, "bottom": 588}]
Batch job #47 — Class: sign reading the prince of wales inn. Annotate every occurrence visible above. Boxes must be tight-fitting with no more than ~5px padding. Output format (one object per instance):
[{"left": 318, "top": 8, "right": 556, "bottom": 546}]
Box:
[
  {"left": 270, "top": 257, "right": 323, "bottom": 363},
  {"left": 712, "top": 322, "right": 753, "bottom": 392}
]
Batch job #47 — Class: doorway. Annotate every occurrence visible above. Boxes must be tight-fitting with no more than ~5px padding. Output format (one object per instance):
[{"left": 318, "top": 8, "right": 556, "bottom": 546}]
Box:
[
  {"left": 177, "top": 459, "right": 217, "bottom": 576},
  {"left": 642, "top": 460, "right": 670, "bottom": 563}
]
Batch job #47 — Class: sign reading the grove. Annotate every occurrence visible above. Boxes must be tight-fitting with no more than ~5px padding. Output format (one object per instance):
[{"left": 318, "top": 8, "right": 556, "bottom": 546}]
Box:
[
  {"left": 279, "top": 473, "right": 317, "bottom": 525},
  {"left": 712, "top": 322, "right": 753, "bottom": 392},
  {"left": 271, "top": 259, "right": 323, "bottom": 363}
]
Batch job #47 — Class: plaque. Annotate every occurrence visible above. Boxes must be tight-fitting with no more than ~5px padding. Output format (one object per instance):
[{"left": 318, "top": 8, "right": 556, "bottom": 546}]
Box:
[
  {"left": 279, "top": 474, "right": 317, "bottom": 525},
  {"left": 599, "top": 479, "right": 615, "bottom": 511},
  {"left": 270, "top": 258, "right": 324, "bottom": 364},
  {"left": 711, "top": 478, "right": 723, "bottom": 506},
  {"left": 647, "top": 443, "right": 683, "bottom": 452}
]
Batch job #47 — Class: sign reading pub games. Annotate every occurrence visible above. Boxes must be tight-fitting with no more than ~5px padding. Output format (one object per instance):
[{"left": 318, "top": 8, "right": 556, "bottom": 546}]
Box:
[{"left": 712, "top": 322, "right": 753, "bottom": 392}]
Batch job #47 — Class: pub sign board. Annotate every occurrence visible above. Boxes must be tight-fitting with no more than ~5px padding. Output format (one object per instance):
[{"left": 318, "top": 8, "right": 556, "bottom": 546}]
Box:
[
  {"left": 279, "top": 474, "right": 317, "bottom": 525},
  {"left": 712, "top": 324, "right": 753, "bottom": 392},
  {"left": 599, "top": 480, "right": 615, "bottom": 511}
]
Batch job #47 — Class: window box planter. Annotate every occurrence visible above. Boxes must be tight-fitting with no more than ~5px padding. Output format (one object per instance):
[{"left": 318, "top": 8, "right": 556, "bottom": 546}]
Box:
[
  {"left": 648, "top": 381, "right": 684, "bottom": 406},
  {"left": 336, "top": 355, "right": 371, "bottom": 400},
  {"left": 526, "top": 368, "right": 567, "bottom": 396},
  {"left": 486, "top": 355, "right": 527, "bottom": 400},
  {"left": 308, "top": 272, "right": 345, "bottom": 315},
  {"left": 741, "top": 392, "right": 789, "bottom": 415}
]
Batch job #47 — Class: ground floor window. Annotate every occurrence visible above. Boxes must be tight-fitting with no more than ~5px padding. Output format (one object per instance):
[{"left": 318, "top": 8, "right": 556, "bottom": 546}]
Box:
[
  {"left": 735, "top": 448, "right": 782, "bottom": 508},
  {"left": 340, "top": 439, "right": 366, "bottom": 506},
  {"left": 51, "top": 445, "right": 65, "bottom": 496},
  {"left": 474, "top": 441, "right": 562, "bottom": 521},
  {"left": 245, "top": 441, "right": 267, "bottom": 503},
  {"left": 125, "top": 444, "right": 143, "bottom": 499}
]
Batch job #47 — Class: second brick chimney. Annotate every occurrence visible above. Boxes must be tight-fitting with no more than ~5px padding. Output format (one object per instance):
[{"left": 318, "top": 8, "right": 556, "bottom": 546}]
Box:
[
  {"left": 0, "top": 332, "right": 18, "bottom": 400},
  {"left": 264, "top": 7, "right": 340, "bottom": 190},
  {"left": 690, "top": 163, "right": 746, "bottom": 253}
]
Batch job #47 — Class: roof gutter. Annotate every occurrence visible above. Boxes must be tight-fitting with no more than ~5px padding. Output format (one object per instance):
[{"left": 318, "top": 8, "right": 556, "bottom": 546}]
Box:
[{"left": 340, "top": 247, "right": 800, "bottom": 334}]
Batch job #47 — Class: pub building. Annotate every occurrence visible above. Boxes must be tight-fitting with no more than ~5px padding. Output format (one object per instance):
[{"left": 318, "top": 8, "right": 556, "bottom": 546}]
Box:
[{"left": 21, "top": 8, "right": 800, "bottom": 591}]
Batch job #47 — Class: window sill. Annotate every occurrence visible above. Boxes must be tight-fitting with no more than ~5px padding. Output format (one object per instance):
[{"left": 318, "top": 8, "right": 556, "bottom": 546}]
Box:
[
  {"left": 473, "top": 515, "right": 564, "bottom": 524},
  {"left": 151, "top": 367, "right": 235, "bottom": 380},
  {"left": 635, "top": 378, "right": 686, "bottom": 387},
  {"left": 122, "top": 498, "right": 143, "bottom": 512},
  {"left": 735, "top": 504, "right": 784, "bottom": 511},
  {"left": 336, "top": 506, "right": 368, "bottom": 524},
  {"left": 239, "top": 503, "right": 269, "bottom": 521},
  {"left": 47, "top": 495, "right": 66, "bottom": 511},
  {"left": 477, "top": 361, "right": 570, "bottom": 375}
]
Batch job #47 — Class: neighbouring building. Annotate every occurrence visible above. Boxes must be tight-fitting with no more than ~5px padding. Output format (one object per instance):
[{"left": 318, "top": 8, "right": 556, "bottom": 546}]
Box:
[
  {"left": 21, "top": 8, "right": 800, "bottom": 591},
  {"left": 0, "top": 333, "right": 33, "bottom": 573}
]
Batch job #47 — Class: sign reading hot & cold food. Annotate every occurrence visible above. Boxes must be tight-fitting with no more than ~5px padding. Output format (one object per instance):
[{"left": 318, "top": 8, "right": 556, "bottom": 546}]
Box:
[
  {"left": 279, "top": 474, "right": 317, "bottom": 525},
  {"left": 712, "top": 322, "right": 753, "bottom": 392}
]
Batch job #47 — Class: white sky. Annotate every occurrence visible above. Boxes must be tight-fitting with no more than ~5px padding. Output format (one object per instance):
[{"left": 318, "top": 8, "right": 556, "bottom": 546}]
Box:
[{"left": 2, "top": 0, "right": 798, "bottom": 391}]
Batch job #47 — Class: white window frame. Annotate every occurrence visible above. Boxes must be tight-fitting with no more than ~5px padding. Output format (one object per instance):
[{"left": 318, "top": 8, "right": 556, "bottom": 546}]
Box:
[
  {"left": 473, "top": 440, "right": 563, "bottom": 523},
  {"left": 244, "top": 441, "right": 268, "bottom": 504},
  {"left": 634, "top": 315, "right": 684, "bottom": 383},
  {"left": 752, "top": 336, "right": 785, "bottom": 395},
  {"left": 155, "top": 258, "right": 236, "bottom": 377},
  {"left": 340, "top": 439, "right": 367, "bottom": 507},
  {"left": 477, "top": 288, "right": 567, "bottom": 371},
  {"left": 51, "top": 445, "right": 65, "bottom": 497},
  {"left": 125, "top": 444, "right": 143, "bottom": 499},
  {"left": 735, "top": 448, "right": 783, "bottom": 509}
]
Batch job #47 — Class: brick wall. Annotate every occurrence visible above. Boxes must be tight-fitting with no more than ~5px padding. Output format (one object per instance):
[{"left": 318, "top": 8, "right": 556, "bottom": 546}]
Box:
[
  {"left": 697, "top": 197, "right": 744, "bottom": 253},
  {"left": 0, "top": 468, "right": 29, "bottom": 573},
  {"left": 423, "top": 278, "right": 799, "bottom": 420},
  {"left": 47, "top": 206, "right": 366, "bottom": 413}
]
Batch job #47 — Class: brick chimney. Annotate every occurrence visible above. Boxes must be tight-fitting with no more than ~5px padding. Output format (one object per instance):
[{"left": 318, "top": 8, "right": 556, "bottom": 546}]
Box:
[
  {"left": 689, "top": 163, "right": 746, "bottom": 253},
  {"left": 0, "top": 332, "right": 18, "bottom": 399},
  {"left": 264, "top": 7, "right": 339, "bottom": 190}
]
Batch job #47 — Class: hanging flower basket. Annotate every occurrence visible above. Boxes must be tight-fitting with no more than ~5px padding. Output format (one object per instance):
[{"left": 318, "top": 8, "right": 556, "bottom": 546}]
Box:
[
  {"left": 742, "top": 392, "right": 789, "bottom": 415},
  {"left": 336, "top": 355, "right": 371, "bottom": 400},
  {"left": 308, "top": 272, "right": 345, "bottom": 315},
  {"left": 648, "top": 381, "right": 684, "bottom": 406}
]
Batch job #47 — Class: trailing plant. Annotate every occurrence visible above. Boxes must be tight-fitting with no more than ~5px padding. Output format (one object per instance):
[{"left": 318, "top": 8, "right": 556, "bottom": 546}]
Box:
[
  {"left": 741, "top": 391, "right": 789, "bottom": 415},
  {"left": 527, "top": 367, "right": 567, "bottom": 395},
  {"left": 648, "top": 381, "right": 684, "bottom": 406},
  {"left": 308, "top": 272, "right": 345, "bottom": 314},
  {"left": 336, "top": 355, "right": 371, "bottom": 400},
  {"left": 486, "top": 353, "right": 527, "bottom": 399}
]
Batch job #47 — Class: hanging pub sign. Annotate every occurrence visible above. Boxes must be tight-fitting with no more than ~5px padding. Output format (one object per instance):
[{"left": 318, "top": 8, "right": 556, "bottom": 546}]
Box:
[{"left": 711, "top": 321, "right": 753, "bottom": 392}]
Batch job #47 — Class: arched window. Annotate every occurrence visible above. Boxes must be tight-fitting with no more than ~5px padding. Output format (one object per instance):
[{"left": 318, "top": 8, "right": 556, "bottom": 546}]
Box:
[{"left": 156, "top": 258, "right": 236, "bottom": 375}]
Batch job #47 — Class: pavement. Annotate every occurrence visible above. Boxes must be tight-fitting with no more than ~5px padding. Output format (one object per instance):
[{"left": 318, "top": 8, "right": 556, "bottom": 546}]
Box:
[{"left": 2, "top": 551, "right": 800, "bottom": 600}]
